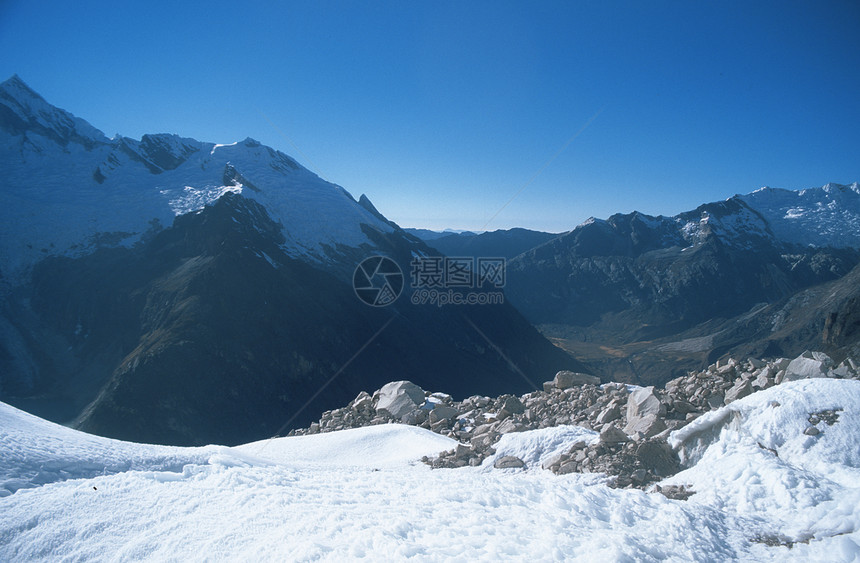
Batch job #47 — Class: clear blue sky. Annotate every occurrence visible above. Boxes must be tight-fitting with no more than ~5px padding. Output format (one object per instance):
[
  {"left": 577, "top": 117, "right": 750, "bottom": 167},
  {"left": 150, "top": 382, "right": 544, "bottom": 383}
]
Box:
[{"left": 2, "top": 1, "right": 858, "bottom": 232}]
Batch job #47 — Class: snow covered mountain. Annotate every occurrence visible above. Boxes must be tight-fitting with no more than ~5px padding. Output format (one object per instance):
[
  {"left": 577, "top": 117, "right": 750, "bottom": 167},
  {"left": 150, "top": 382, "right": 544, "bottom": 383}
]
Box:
[
  {"left": 2, "top": 376, "right": 859, "bottom": 560},
  {"left": 0, "top": 76, "right": 584, "bottom": 445},
  {"left": 0, "top": 75, "right": 394, "bottom": 286}
]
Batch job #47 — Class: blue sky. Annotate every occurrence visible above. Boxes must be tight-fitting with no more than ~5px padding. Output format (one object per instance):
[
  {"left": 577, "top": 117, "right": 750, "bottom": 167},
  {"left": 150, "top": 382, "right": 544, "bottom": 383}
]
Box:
[{"left": 1, "top": 1, "right": 858, "bottom": 232}]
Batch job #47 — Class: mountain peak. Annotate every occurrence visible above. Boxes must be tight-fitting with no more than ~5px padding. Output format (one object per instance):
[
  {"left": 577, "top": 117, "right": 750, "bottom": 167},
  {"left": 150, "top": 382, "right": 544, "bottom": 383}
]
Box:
[{"left": 0, "top": 74, "right": 108, "bottom": 147}]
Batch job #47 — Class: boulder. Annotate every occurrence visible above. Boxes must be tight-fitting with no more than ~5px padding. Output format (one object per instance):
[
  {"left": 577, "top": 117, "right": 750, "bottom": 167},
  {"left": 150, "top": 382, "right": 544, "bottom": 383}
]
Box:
[
  {"left": 499, "top": 396, "right": 525, "bottom": 415},
  {"left": 784, "top": 352, "right": 831, "bottom": 381},
  {"left": 724, "top": 379, "right": 753, "bottom": 404},
  {"left": 494, "top": 456, "right": 525, "bottom": 469},
  {"left": 596, "top": 404, "right": 621, "bottom": 425},
  {"left": 553, "top": 370, "right": 600, "bottom": 389},
  {"left": 429, "top": 405, "right": 460, "bottom": 423},
  {"left": 625, "top": 413, "right": 667, "bottom": 439},
  {"left": 624, "top": 386, "right": 665, "bottom": 436},
  {"left": 351, "top": 391, "right": 372, "bottom": 411},
  {"left": 599, "top": 425, "right": 630, "bottom": 444},
  {"left": 376, "top": 381, "right": 426, "bottom": 419}
]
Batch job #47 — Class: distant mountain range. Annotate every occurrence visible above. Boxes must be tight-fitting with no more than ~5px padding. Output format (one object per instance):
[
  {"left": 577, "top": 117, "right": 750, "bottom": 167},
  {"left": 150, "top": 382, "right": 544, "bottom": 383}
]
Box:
[
  {"left": 408, "top": 228, "right": 560, "bottom": 260},
  {"left": 0, "top": 76, "right": 582, "bottom": 445},
  {"left": 501, "top": 185, "right": 860, "bottom": 383}
]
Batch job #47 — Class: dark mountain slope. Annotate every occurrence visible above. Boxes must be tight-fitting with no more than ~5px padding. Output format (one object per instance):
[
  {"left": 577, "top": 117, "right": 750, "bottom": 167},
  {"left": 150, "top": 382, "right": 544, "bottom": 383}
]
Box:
[{"left": 6, "top": 194, "right": 583, "bottom": 445}]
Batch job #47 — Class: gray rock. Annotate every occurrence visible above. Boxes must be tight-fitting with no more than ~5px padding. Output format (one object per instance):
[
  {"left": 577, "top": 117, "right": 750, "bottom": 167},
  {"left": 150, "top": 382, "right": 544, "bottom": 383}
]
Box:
[
  {"left": 541, "top": 453, "right": 566, "bottom": 470},
  {"left": 351, "top": 391, "right": 372, "bottom": 411},
  {"left": 672, "top": 400, "right": 696, "bottom": 414},
  {"left": 596, "top": 404, "right": 621, "bottom": 424},
  {"left": 375, "top": 380, "right": 426, "bottom": 419},
  {"left": 499, "top": 396, "right": 525, "bottom": 415},
  {"left": 804, "top": 426, "right": 820, "bottom": 436},
  {"left": 553, "top": 370, "right": 600, "bottom": 389},
  {"left": 557, "top": 460, "right": 579, "bottom": 475},
  {"left": 496, "top": 418, "right": 525, "bottom": 434},
  {"left": 429, "top": 405, "right": 460, "bottom": 423},
  {"left": 634, "top": 440, "right": 679, "bottom": 476},
  {"left": 724, "top": 379, "right": 753, "bottom": 404},
  {"left": 625, "top": 413, "right": 667, "bottom": 438},
  {"left": 599, "top": 425, "right": 630, "bottom": 443},
  {"left": 706, "top": 393, "right": 724, "bottom": 410},
  {"left": 784, "top": 354, "right": 830, "bottom": 381},
  {"left": 493, "top": 455, "right": 525, "bottom": 469},
  {"left": 470, "top": 431, "right": 499, "bottom": 451},
  {"left": 625, "top": 386, "right": 666, "bottom": 435}
]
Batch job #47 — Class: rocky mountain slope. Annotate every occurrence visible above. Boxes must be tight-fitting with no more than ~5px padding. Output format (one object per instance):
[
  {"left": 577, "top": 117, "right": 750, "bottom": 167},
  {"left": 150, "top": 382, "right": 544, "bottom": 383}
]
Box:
[{"left": 504, "top": 188, "right": 860, "bottom": 384}]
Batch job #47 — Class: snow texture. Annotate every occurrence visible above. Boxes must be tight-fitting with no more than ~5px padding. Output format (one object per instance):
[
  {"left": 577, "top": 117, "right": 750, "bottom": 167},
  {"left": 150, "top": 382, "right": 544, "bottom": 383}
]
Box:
[{"left": 2, "top": 378, "right": 860, "bottom": 561}]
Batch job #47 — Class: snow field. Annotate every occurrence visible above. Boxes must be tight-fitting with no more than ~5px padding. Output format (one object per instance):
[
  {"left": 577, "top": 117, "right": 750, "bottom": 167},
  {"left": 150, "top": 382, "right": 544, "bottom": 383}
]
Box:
[{"left": 1, "top": 379, "right": 860, "bottom": 561}]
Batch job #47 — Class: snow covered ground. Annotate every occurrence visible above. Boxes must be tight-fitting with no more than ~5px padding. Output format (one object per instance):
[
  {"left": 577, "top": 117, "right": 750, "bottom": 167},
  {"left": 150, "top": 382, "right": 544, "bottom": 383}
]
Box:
[{"left": 2, "top": 379, "right": 859, "bottom": 562}]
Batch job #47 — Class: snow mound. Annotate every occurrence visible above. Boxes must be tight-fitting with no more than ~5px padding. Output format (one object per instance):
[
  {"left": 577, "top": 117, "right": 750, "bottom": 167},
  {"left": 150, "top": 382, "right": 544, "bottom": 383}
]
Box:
[
  {"left": 666, "top": 379, "right": 860, "bottom": 557},
  {"left": 0, "top": 401, "right": 220, "bottom": 496},
  {"left": 238, "top": 424, "right": 458, "bottom": 468}
]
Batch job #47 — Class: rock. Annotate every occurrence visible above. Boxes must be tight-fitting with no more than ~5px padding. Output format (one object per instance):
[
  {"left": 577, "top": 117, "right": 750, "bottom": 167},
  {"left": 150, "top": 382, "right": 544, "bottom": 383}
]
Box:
[
  {"left": 724, "top": 379, "right": 753, "bottom": 404},
  {"left": 541, "top": 453, "right": 566, "bottom": 470},
  {"left": 553, "top": 370, "right": 600, "bottom": 389},
  {"left": 706, "top": 393, "right": 724, "bottom": 410},
  {"left": 672, "top": 400, "right": 696, "bottom": 414},
  {"left": 752, "top": 367, "right": 774, "bottom": 389},
  {"left": 493, "top": 456, "right": 525, "bottom": 469},
  {"left": 599, "top": 425, "right": 630, "bottom": 443},
  {"left": 804, "top": 426, "right": 820, "bottom": 436},
  {"left": 470, "top": 431, "right": 499, "bottom": 451},
  {"left": 375, "top": 381, "right": 426, "bottom": 419},
  {"left": 655, "top": 484, "right": 695, "bottom": 501},
  {"left": 499, "top": 396, "right": 525, "bottom": 415},
  {"left": 429, "top": 405, "right": 460, "bottom": 423},
  {"left": 625, "top": 413, "right": 667, "bottom": 439},
  {"left": 557, "top": 460, "right": 579, "bottom": 475},
  {"left": 596, "top": 404, "right": 621, "bottom": 425},
  {"left": 351, "top": 391, "right": 372, "bottom": 411},
  {"left": 784, "top": 354, "right": 830, "bottom": 381},
  {"left": 399, "top": 409, "right": 424, "bottom": 425},
  {"left": 625, "top": 386, "right": 666, "bottom": 435},
  {"left": 496, "top": 418, "right": 525, "bottom": 434},
  {"left": 634, "top": 440, "right": 679, "bottom": 476},
  {"left": 542, "top": 381, "right": 555, "bottom": 393}
]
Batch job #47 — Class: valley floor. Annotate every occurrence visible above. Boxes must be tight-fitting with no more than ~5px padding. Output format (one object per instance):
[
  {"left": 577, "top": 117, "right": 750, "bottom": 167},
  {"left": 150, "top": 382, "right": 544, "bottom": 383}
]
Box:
[{"left": 2, "top": 379, "right": 859, "bottom": 562}]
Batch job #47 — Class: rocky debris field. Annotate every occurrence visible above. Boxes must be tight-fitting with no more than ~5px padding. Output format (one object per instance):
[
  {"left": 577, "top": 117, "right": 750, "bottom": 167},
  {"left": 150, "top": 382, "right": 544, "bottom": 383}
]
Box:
[{"left": 288, "top": 351, "right": 859, "bottom": 489}]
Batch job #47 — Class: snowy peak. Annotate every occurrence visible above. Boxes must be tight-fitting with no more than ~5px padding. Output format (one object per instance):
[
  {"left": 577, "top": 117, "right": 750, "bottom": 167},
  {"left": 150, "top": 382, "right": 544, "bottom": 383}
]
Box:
[
  {"left": 739, "top": 182, "right": 860, "bottom": 248},
  {"left": 561, "top": 182, "right": 860, "bottom": 253},
  {"left": 0, "top": 77, "right": 396, "bottom": 285},
  {"left": 0, "top": 75, "right": 108, "bottom": 148},
  {"left": 677, "top": 197, "right": 777, "bottom": 249}
]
